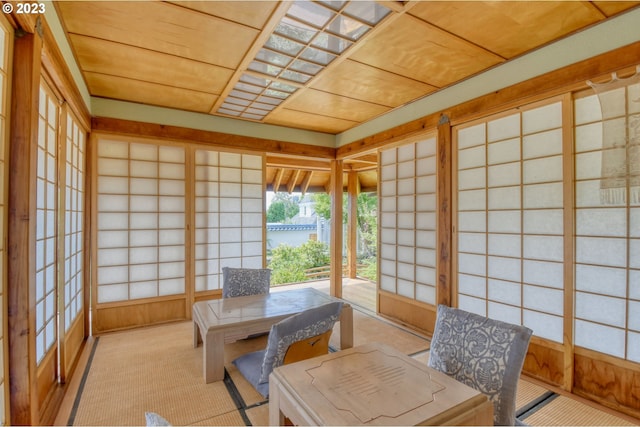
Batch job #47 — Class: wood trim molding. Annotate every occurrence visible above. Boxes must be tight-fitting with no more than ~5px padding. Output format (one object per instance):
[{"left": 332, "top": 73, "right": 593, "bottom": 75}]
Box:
[
  {"left": 8, "top": 30, "right": 42, "bottom": 426},
  {"left": 436, "top": 114, "right": 451, "bottom": 307},
  {"left": 92, "top": 116, "right": 336, "bottom": 160},
  {"left": 329, "top": 159, "right": 343, "bottom": 298}
]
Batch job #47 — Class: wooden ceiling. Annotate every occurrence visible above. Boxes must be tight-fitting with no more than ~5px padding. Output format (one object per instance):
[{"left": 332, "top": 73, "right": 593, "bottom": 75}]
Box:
[{"left": 53, "top": 1, "right": 639, "bottom": 193}]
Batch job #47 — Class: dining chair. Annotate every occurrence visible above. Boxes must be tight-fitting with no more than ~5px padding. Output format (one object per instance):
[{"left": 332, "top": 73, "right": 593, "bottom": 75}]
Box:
[
  {"left": 428, "top": 304, "right": 533, "bottom": 426},
  {"left": 221, "top": 266, "right": 271, "bottom": 298},
  {"left": 232, "top": 301, "right": 344, "bottom": 398}
]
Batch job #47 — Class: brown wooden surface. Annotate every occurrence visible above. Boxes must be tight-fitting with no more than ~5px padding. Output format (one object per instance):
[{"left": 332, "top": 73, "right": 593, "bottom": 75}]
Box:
[
  {"left": 94, "top": 298, "right": 187, "bottom": 333},
  {"left": 378, "top": 291, "right": 436, "bottom": 336},
  {"left": 522, "top": 339, "right": 565, "bottom": 387},
  {"left": 574, "top": 349, "right": 640, "bottom": 419},
  {"left": 346, "top": 171, "right": 358, "bottom": 279},
  {"left": 330, "top": 160, "right": 343, "bottom": 299},
  {"left": 270, "top": 342, "right": 492, "bottom": 426},
  {"left": 8, "top": 30, "right": 42, "bottom": 426},
  {"left": 436, "top": 116, "right": 451, "bottom": 307}
]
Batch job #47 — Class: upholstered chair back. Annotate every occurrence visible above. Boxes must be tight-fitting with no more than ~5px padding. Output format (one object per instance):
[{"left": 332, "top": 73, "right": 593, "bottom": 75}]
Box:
[
  {"left": 428, "top": 305, "right": 532, "bottom": 426},
  {"left": 222, "top": 267, "right": 271, "bottom": 298}
]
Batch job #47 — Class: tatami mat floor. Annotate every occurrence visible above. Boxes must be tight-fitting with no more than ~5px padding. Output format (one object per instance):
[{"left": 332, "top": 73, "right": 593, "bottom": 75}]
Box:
[{"left": 54, "top": 284, "right": 640, "bottom": 426}]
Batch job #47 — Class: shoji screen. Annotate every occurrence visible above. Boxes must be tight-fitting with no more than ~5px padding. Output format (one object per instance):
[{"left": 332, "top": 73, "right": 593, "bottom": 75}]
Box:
[
  {"left": 96, "top": 140, "right": 186, "bottom": 303},
  {"left": 0, "top": 14, "right": 10, "bottom": 424},
  {"left": 455, "top": 101, "right": 565, "bottom": 342},
  {"left": 574, "top": 88, "right": 639, "bottom": 362},
  {"left": 194, "top": 150, "right": 264, "bottom": 292},
  {"left": 63, "top": 112, "right": 85, "bottom": 331},
  {"left": 35, "top": 83, "right": 59, "bottom": 363},
  {"left": 95, "top": 138, "right": 265, "bottom": 315},
  {"left": 379, "top": 136, "right": 437, "bottom": 304}
]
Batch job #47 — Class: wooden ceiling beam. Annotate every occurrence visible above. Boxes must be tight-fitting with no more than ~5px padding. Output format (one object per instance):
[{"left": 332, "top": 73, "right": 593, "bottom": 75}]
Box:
[
  {"left": 266, "top": 155, "right": 331, "bottom": 171},
  {"left": 287, "top": 169, "right": 301, "bottom": 194},
  {"left": 273, "top": 168, "right": 284, "bottom": 193},
  {"left": 300, "top": 171, "right": 314, "bottom": 195}
]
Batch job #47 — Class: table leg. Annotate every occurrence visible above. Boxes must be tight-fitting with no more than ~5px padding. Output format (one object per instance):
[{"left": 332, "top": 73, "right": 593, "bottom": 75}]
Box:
[
  {"left": 193, "top": 319, "right": 202, "bottom": 348},
  {"left": 204, "top": 330, "right": 225, "bottom": 383},
  {"left": 269, "top": 375, "right": 285, "bottom": 426},
  {"left": 340, "top": 304, "right": 353, "bottom": 349}
]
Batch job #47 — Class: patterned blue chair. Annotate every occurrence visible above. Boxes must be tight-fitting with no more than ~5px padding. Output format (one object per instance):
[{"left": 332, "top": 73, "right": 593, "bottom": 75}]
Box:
[
  {"left": 232, "top": 301, "right": 343, "bottom": 398},
  {"left": 428, "top": 305, "right": 532, "bottom": 426},
  {"left": 222, "top": 267, "right": 271, "bottom": 298}
]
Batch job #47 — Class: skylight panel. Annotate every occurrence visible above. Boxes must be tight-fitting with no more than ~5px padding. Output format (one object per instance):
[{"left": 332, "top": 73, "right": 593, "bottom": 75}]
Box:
[
  {"left": 215, "top": 0, "right": 392, "bottom": 121},
  {"left": 288, "top": 1, "right": 335, "bottom": 28}
]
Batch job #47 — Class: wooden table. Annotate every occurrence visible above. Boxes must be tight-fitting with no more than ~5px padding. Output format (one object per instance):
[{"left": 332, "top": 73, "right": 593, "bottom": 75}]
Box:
[
  {"left": 192, "top": 287, "right": 353, "bottom": 383},
  {"left": 269, "top": 342, "right": 493, "bottom": 426}
]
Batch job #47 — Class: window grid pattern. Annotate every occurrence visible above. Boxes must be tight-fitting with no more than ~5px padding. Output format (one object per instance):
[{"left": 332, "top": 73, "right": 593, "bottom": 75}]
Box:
[
  {"left": 96, "top": 140, "right": 186, "bottom": 303},
  {"left": 379, "top": 137, "right": 438, "bottom": 304},
  {"left": 35, "top": 84, "right": 59, "bottom": 363},
  {"left": 64, "top": 113, "right": 85, "bottom": 331},
  {"left": 455, "top": 102, "right": 565, "bottom": 343},
  {"left": 194, "top": 150, "right": 264, "bottom": 292},
  {"left": 0, "top": 16, "right": 9, "bottom": 424},
  {"left": 574, "top": 89, "right": 640, "bottom": 362},
  {"left": 217, "top": 1, "right": 391, "bottom": 121}
]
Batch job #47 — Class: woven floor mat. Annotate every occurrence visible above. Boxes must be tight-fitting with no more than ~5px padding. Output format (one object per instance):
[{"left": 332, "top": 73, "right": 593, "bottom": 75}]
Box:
[
  {"left": 522, "top": 394, "right": 638, "bottom": 426},
  {"left": 70, "top": 321, "right": 237, "bottom": 426}
]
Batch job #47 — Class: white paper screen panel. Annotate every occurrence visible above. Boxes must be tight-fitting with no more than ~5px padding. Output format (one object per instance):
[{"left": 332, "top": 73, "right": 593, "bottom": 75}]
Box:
[
  {"left": 64, "top": 113, "right": 86, "bottom": 331},
  {"left": 574, "top": 89, "right": 640, "bottom": 362},
  {"left": 96, "top": 140, "right": 186, "bottom": 303},
  {"left": 455, "top": 101, "right": 564, "bottom": 343},
  {"left": 35, "top": 84, "right": 59, "bottom": 364},
  {"left": 194, "top": 150, "right": 264, "bottom": 291},
  {"left": 378, "top": 136, "right": 437, "bottom": 304}
]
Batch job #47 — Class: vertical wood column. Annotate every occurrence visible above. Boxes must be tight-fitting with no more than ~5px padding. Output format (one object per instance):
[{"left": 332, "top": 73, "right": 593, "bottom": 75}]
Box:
[
  {"left": 330, "top": 160, "right": 343, "bottom": 298},
  {"left": 8, "top": 29, "right": 43, "bottom": 426},
  {"left": 436, "top": 114, "right": 452, "bottom": 307},
  {"left": 346, "top": 170, "right": 358, "bottom": 279}
]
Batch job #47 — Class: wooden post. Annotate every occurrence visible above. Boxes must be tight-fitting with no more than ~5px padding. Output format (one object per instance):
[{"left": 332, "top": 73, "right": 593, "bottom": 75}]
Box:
[
  {"left": 8, "top": 28, "right": 43, "bottom": 425},
  {"left": 329, "top": 160, "right": 343, "bottom": 298},
  {"left": 436, "top": 114, "right": 452, "bottom": 307},
  {"left": 346, "top": 170, "right": 358, "bottom": 279}
]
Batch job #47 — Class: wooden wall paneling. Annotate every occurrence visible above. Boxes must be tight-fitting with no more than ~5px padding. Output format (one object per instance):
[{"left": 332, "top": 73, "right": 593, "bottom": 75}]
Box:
[
  {"left": 573, "top": 348, "right": 640, "bottom": 419},
  {"left": 436, "top": 114, "right": 452, "bottom": 307},
  {"left": 378, "top": 291, "right": 436, "bottom": 336},
  {"left": 8, "top": 30, "right": 42, "bottom": 426},
  {"left": 523, "top": 338, "right": 565, "bottom": 387},
  {"left": 330, "top": 159, "right": 343, "bottom": 298},
  {"left": 93, "top": 298, "right": 187, "bottom": 333},
  {"left": 347, "top": 171, "right": 358, "bottom": 279},
  {"left": 561, "top": 93, "right": 575, "bottom": 392}
]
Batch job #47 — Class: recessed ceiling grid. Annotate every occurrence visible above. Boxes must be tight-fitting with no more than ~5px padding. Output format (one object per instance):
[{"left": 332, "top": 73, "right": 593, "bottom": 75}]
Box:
[{"left": 216, "top": 0, "right": 391, "bottom": 121}]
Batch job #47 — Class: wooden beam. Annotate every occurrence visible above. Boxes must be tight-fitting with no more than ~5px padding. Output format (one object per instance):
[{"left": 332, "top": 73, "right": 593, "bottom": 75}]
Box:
[
  {"left": 329, "top": 160, "right": 343, "bottom": 298},
  {"left": 346, "top": 171, "right": 358, "bottom": 279},
  {"left": 300, "top": 171, "right": 313, "bottom": 195},
  {"left": 287, "top": 169, "right": 300, "bottom": 194},
  {"left": 91, "top": 116, "right": 336, "bottom": 160},
  {"left": 272, "top": 168, "right": 284, "bottom": 193},
  {"left": 266, "top": 155, "right": 331, "bottom": 171},
  {"left": 436, "top": 114, "right": 451, "bottom": 307},
  {"left": 8, "top": 29, "right": 42, "bottom": 426}
]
